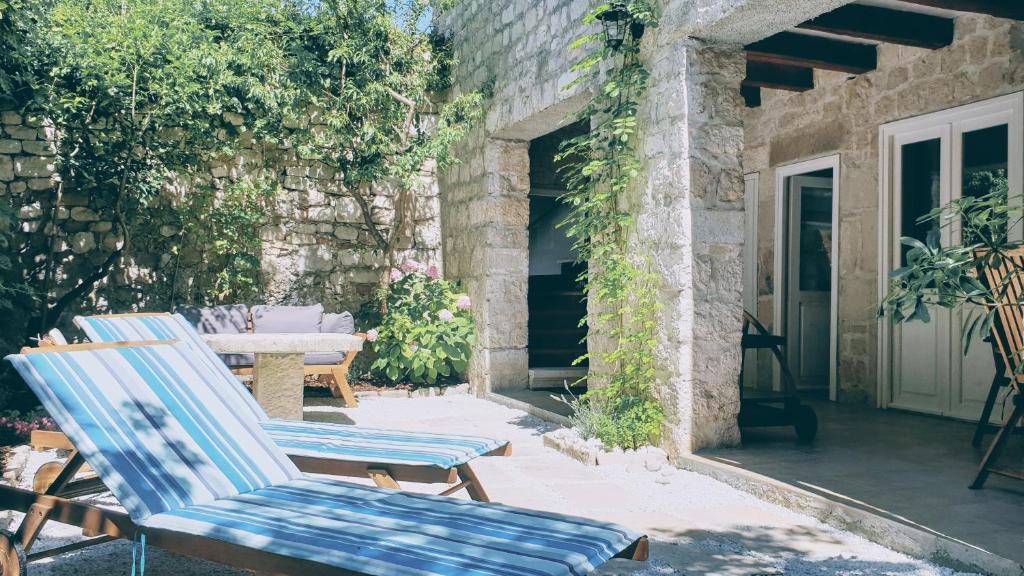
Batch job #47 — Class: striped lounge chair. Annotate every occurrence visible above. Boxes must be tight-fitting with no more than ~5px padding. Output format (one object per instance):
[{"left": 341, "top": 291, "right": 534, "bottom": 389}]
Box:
[
  {"left": 31, "top": 312, "right": 510, "bottom": 502},
  {"left": 0, "top": 341, "right": 648, "bottom": 576}
]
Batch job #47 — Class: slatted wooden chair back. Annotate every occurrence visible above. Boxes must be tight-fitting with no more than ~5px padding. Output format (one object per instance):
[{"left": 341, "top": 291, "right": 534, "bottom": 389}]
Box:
[
  {"left": 978, "top": 248, "right": 1024, "bottom": 391},
  {"left": 972, "top": 247, "right": 1024, "bottom": 489}
]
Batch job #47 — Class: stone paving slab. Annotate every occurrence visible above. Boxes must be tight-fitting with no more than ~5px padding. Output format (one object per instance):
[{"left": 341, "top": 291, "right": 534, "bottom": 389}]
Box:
[{"left": 9, "top": 395, "right": 981, "bottom": 575}]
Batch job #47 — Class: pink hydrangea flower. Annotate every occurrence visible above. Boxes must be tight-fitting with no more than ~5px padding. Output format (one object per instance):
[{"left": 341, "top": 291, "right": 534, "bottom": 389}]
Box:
[
  {"left": 366, "top": 328, "right": 379, "bottom": 342},
  {"left": 426, "top": 265, "right": 440, "bottom": 280},
  {"left": 389, "top": 269, "right": 403, "bottom": 282},
  {"left": 456, "top": 295, "right": 472, "bottom": 310},
  {"left": 402, "top": 260, "right": 422, "bottom": 273},
  {"left": 438, "top": 309, "right": 454, "bottom": 322}
]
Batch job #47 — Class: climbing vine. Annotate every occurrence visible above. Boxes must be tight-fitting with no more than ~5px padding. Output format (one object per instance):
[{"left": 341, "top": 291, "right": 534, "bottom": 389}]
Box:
[{"left": 555, "top": 1, "right": 663, "bottom": 450}]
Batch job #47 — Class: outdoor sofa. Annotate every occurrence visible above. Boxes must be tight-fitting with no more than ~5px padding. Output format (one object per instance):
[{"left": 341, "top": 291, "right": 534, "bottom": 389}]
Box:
[
  {"left": 30, "top": 312, "right": 511, "bottom": 503},
  {"left": 0, "top": 340, "right": 648, "bottom": 576},
  {"left": 175, "top": 303, "right": 362, "bottom": 406}
]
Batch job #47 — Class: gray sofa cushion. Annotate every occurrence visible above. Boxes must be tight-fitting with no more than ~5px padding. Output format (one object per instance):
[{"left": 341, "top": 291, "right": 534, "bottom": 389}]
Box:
[
  {"left": 174, "top": 305, "right": 253, "bottom": 367},
  {"left": 304, "top": 352, "right": 347, "bottom": 365},
  {"left": 306, "top": 311, "right": 355, "bottom": 365},
  {"left": 175, "top": 304, "right": 250, "bottom": 334},
  {"left": 321, "top": 312, "right": 355, "bottom": 335},
  {"left": 251, "top": 304, "right": 324, "bottom": 333}
]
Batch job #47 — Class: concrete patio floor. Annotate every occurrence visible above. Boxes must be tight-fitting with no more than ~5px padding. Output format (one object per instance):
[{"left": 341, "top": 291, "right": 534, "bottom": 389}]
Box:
[
  {"left": 698, "top": 400, "right": 1024, "bottom": 570},
  {"left": 13, "top": 394, "right": 987, "bottom": 575}
]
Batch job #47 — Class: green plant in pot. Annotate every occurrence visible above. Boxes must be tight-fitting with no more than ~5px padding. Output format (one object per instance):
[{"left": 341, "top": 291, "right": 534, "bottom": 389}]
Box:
[{"left": 880, "top": 170, "right": 1019, "bottom": 357}]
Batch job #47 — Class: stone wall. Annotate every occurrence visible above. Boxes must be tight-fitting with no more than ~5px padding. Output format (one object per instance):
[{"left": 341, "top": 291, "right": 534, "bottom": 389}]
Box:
[
  {"left": 0, "top": 110, "right": 441, "bottom": 336},
  {"left": 436, "top": 0, "right": 592, "bottom": 394},
  {"left": 438, "top": 0, "right": 753, "bottom": 456},
  {"left": 636, "top": 37, "right": 747, "bottom": 454},
  {"left": 743, "top": 14, "right": 1024, "bottom": 403}
]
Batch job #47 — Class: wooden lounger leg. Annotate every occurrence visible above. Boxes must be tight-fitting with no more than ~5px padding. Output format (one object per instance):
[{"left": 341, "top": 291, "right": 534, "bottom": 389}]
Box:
[
  {"left": 14, "top": 452, "right": 86, "bottom": 553},
  {"left": 367, "top": 468, "right": 402, "bottom": 490},
  {"left": 327, "top": 366, "right": 359, "bottom": 407},
  {"left": 455, "top": 464, "right": 490, "bottom": 503},
  {"left": 971, "top": 396, "right": 1024, "bottom": 489}
]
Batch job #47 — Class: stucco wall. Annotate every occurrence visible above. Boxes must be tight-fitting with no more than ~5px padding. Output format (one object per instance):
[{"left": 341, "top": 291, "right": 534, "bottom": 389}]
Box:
[{"left": 743, "top": 14, "right": 1024, "bottom": 404}]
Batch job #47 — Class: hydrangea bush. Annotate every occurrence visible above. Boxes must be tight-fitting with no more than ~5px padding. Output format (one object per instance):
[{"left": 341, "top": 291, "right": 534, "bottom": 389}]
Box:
[
  {"left": 367, "top": 261, "right": 475, "bottom": 385},
  {"left": 0, "top": 411, "right": 57, "bottom": 447}
]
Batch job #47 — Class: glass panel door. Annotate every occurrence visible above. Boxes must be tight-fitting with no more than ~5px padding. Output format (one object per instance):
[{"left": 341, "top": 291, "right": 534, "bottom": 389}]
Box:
[
  {"left": 891, "top": 132, "right": 950, "bottom": 415},
  {"left": 951, "top": 122, "right": 1011, "bottom": 420},
  {"left": 884, "top": 93, "right": 1022, "bottom": 421}
]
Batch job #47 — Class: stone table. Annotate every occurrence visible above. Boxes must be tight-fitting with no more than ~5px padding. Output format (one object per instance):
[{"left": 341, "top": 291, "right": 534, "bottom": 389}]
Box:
[{"left": 202, "top": 333, "right": 364, "bottom": 420}]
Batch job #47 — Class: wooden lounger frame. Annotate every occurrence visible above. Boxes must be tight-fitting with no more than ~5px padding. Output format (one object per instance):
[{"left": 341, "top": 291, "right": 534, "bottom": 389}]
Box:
[
  {"left": 74, "top": 312, "right": 363, "bottom": 407},
  {"left": 29, "top": 338, "right": 510, "bottom": 503},
  {"left": 2, "top": 341, "right": 647, "bottom": 575},
  {"left": 972, "top": 249, "right": 1024, "bottom": 489},
  {"left": 0, "top": 450, "right": 649, "bottom": 576}
]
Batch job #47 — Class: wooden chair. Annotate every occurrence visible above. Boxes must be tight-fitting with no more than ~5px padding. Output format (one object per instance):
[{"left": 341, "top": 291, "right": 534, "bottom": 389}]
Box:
[{"left": 971, "top": 248, "right": 1024, "bottom": 489}]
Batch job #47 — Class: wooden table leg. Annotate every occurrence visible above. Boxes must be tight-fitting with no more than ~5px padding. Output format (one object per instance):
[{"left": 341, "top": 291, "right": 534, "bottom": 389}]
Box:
[{"left": 252, "top": 352, "right": 306, "bottom": 420}]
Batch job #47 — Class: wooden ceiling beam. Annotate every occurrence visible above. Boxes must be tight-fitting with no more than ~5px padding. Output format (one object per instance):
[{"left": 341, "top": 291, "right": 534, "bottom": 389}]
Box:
[
  {"left": 743, "top": 61, "right": 814, "bottom": 92},
  {"left": 896, "top": 0, "right": 1024, "bottom": 21},
  {"left": 745, "top": 32, "right": 877, "bottom": 75},
  {"left": 798, "top": 4, "right": 955, "bottom": 49}
]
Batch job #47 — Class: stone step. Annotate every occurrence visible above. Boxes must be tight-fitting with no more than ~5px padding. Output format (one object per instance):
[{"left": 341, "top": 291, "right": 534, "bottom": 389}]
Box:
[{"left": 528, "top": 367, "right": 588, "bottom": 390}]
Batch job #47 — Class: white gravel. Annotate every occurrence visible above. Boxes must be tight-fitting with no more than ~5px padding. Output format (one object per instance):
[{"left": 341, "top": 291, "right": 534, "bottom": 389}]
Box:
[{"left": 4, "top": 394, "right": 982, "bottom": 576}]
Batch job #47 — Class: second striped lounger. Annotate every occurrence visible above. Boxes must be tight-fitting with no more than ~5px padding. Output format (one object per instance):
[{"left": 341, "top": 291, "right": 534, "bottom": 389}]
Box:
[
  {"left": 56, "top": 312, "right": 510, "bottom": 501},
  {"left": 0, "top": 341, "right": 648, "bottom": 576}
]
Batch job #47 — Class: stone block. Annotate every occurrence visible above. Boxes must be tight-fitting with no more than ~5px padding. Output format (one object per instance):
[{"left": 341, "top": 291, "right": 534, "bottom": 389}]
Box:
[
  {"left": 0, "top": 140, "right": 20, "bottom": 153},
  {"left": 26, "top": 178, "right": 53, "bottom": 191},
  {"left": 335, "top": 197, "right": 363, "bottom": 223},
  {"left": 4, "top": 125, "right": 37, "bottom": 140},
  {"left": 485, "top": 348, "right": 529, "bottom": 392},
  {"left": 103, "top": 233, "right": 124, "bottom": 251},
  {"left": 17, "top": 202, "right": 42, "bottom": 219},
  {"left": 1, "top": 111, "right": 21, "bottom": 125},
  {"left": 69, "top": 207, "right": 99, "bottom": 222},
  {"left": 333, "top": 226, "right": 359, "bottom": 241},
  {"left": 0, "top": 156, "right": 12, "bottom": 181},
  {"left": 307, "top": 206, "right": 335, "bottom": 222},
  {"left": 71, "top": 232, "right": 96, "bottom": 254},
  {"left": 21, "top": 140, "right": 54, "bottom": 156},
  {"left": 14, "top": 157, "right": 55, "bottom": 178}
]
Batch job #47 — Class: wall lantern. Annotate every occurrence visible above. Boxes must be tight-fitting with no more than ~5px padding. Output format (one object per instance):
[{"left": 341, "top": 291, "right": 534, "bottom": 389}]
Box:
[{"left": 596, "top": 2, "right": 645, "bottom": 51}]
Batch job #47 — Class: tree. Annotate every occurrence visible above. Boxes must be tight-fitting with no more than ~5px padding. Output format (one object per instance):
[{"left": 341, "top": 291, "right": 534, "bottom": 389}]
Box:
[
  {"left": 283, "top": 0, "right": 482, "bottom": 307},
  {"left": 6, "top": 0, "right": 479, "bottom": 337},
  {"left": 9, "top": 0, "right": 303, "bottom": 335}
]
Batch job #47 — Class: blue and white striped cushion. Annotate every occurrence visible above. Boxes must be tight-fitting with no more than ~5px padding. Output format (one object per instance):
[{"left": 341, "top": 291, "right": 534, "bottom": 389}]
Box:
[
  {"left": 142, "top": 477, "right": 641, "bottom": 576},
  {"left": 76, "top": 314, "right": 266, "bottom": 422},
  {"left": 6, "top": 343, "right": 301, "bottom": 521},
  {"left": 78, "top": 313, "right": 510, "bottom": 468},
  {"left": 262, "top": 421, "right": 508, "bottom": 468}
]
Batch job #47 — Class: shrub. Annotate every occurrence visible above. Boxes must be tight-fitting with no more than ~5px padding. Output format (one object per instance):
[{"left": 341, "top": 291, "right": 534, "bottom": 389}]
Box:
[
  {"left": 555, "top": 385, "right": 663, "bottom": 451},
  {"left": 0, "top": 410, "right": 57, "bottom": 448},
  {"left": 366, "top": 262, "right": 475, "bottom": 385}
]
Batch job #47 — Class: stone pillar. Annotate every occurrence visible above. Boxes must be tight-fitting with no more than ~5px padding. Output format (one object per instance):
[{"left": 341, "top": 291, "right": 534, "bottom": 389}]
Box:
[
  {"left": 637, "top": 37, "right": 747, "bottom": 457},
  {"left": 441, "top": 131, "right": 530, "bottom": 394}
]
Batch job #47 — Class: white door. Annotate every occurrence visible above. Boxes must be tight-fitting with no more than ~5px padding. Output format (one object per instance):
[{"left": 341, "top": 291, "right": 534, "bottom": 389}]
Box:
[
  {"left": 882, "top": 93, "right": 1024, "bottom": 420},
  {"left": 787, "top": 175, "right": 834, "bottom": 392}
]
